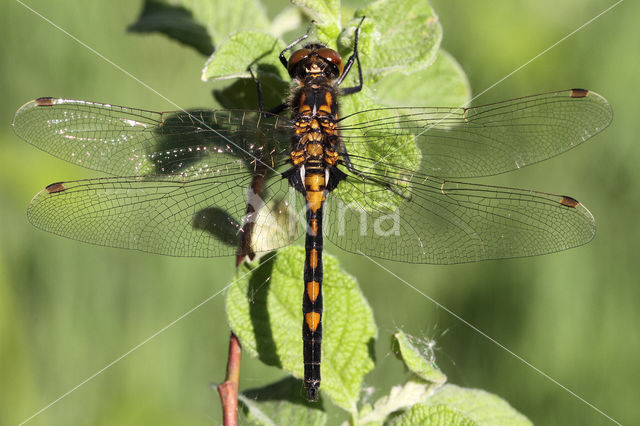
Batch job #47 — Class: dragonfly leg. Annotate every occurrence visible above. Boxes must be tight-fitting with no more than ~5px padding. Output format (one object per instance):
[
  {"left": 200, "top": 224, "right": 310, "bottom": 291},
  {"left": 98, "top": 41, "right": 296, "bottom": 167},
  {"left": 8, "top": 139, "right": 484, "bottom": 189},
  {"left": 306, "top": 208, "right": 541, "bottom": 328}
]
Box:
[
  {"left": 279, "top": 20, "right": 316, "bottom": 69},
  {"left": 337, "top": 139, "right": 369, "bottom": 182},
  {"left": 337, "top": 16, "right": 365, "bottom": 93},
  {"left": 339, "top": 148, "right": 359, "bottom": 174},
  {"left": 248, "top": 67, "right": 288, "bottom": 116}
]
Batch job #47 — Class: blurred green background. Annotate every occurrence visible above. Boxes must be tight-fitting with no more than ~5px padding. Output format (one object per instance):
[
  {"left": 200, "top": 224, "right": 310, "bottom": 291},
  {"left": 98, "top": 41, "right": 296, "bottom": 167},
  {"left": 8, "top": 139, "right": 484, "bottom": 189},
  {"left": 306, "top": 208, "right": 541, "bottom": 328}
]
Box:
[{"left": 1, "top": 0, "right": 637, "bottom": 424}]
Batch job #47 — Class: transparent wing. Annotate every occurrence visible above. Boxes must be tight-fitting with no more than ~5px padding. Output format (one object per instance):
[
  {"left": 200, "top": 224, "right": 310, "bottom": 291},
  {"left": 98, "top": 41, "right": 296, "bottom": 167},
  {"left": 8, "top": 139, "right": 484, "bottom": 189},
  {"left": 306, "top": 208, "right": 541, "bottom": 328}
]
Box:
[
  {"left": 325, "top": 167, "right": 595, "bottom": 264},
  {"left": 28, "top": 167, "right": 305, "bottom": 257},
  {"left": 12, "top": 97, "right": 293, "bottom": 176},
  {"left": 338, "top": 89, "right": 612, "bottom": 178}
]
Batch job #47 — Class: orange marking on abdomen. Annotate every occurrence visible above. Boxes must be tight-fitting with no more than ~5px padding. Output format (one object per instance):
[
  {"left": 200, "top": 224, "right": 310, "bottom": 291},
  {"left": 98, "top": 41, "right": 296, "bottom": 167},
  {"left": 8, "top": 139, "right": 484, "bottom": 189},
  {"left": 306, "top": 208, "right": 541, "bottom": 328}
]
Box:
[
  {"left": 309, "top": 218, "right": 319, "bottom": 236},
  {"left": 305, "top": 312, "right": 321, "bottom": 333},
  {"left": 309, "top": 249, "right": 318, "bottom": 269},
  {"left": 305, "top": 173, "right": 325, "bottom": 191},
  {"left": 306, "top": 191, "right": 324, "bottom": 213},
  {"left": 306, "top": 281, "right": 320, "bottom": 302}
]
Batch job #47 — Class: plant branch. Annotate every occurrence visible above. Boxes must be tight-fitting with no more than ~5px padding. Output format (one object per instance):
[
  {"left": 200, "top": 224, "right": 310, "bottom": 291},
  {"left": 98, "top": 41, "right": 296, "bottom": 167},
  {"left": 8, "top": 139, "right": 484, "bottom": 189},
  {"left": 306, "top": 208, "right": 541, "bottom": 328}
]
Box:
[
  {"left": 218, "top": 163, "right": 268, "bottom": 425},
  {"left": 218, "top": 332, "right": 242, "bottom": 426}
]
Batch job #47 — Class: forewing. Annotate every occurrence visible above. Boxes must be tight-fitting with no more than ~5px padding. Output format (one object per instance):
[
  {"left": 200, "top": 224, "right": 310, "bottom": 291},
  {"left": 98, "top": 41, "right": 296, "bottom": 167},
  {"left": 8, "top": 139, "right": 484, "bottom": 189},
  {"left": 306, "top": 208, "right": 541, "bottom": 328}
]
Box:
[
  {"left": 13, "top": 97, "right": 293, "bottom": 176},
  {"left": 28, "top": 168, "right": 304, "bottom": 257},
  {"left": 338, "top": 89, "right": 612, "bottom": 178},
  {"left": 325, "top": 170, "right": 595, "bottom": 264}
]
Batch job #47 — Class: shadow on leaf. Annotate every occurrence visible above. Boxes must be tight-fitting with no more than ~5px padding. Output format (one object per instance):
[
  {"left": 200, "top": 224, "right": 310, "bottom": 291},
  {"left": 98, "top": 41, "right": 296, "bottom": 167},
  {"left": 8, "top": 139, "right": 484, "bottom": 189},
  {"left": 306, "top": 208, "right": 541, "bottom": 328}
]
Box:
[
  {"left": 214, "top": 64, "right": 289, "bottom": 110},
  {"left": 241, "top": 376, "right": 324, "bottom": 408},
  {"left": 191, "top": 207, "right": 241, "bottom": 247},
  {"left": 246, "top": 253, "right": 281, "bottom": 368},
  {"left": 128, "top": 0, "right": 214, "bottom": 56}
]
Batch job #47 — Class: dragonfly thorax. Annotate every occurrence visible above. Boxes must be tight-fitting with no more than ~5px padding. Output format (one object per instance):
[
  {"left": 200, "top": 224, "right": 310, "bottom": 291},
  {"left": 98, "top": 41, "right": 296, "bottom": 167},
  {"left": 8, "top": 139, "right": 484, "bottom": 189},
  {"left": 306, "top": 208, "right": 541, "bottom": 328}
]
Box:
[{"left": 290, "top": 83, "right": 341, "bottom": 169}]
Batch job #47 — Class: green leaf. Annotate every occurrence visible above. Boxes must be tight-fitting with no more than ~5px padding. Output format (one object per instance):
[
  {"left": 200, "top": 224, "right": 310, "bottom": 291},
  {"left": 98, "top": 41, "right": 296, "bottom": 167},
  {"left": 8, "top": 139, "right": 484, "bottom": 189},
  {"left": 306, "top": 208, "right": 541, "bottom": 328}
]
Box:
[
  {"left": 238, "top": 377, "right": 327, "bottom": 426},
  {"left": 187, "top": 0, "right": 270, "bottom": 43},
  {"left": 292, "top": 0, "right": 341, "bottom": 41},
  {"left": 357, "top": 379, "right": 435, "bottom": 424},
  {"left": 328, "top": 2, "right": 450, "bottom": 213},
  {"left": 128, "top": 0, "right": 214, "bottom": 56},
  {"left": 212, "top": 73, "right": 289, "bottom": 110},
  {"left": 333, "top": 86, "right": 421, "bottom": 211},
  {"left": 226, "top": 246, "right": 377, "bottom": 411},
  {"left": 201, "top": 31, "right": 288, "bottom": 82},
  {"left": 129, "top": 0, "right": 270, "bottom": 56},
  {"left": 358, "top": 333, "right": 529, "bottom": 424},
  {"left": 204, "top": 30, "right": 289, "bottom": 109},
  {"left": 424, "top": 385, "right": 533, "bottom": 426},
  {"left": 339, "top": 0, "right": 442, "bottom": 84},
  {"left": 391, "top": 330, "right": 447, "bottom": 385},
  {"left": 372, "top": 50, "right": 471, "bottom": 107},
  {"left": 191, "top": 207, "right": 241, "bottom": 247},
  {"left": 388, "top": 404, "right": 476, "bottom": 426},
  {"left": 269, "top": 7, "right": 305, "bottom": 39}
]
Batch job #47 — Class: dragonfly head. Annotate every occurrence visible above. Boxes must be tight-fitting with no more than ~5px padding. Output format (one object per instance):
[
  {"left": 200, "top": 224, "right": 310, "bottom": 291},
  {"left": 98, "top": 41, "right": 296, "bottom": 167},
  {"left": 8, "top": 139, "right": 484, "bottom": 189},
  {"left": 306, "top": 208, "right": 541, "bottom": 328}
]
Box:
[{"left": 287, "top": 43, "right": 344, "bottom": 81}]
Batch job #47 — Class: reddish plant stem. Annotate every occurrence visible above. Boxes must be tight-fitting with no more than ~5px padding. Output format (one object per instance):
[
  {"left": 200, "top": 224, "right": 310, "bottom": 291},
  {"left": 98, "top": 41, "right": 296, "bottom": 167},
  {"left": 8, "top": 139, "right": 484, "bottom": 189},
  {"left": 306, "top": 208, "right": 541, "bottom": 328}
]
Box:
[
  {"left": 218, "top": 163, "right": 268, "bottom": 425},
  {"left": 218, "top": 332, "right": 242, "bottom": 426}
]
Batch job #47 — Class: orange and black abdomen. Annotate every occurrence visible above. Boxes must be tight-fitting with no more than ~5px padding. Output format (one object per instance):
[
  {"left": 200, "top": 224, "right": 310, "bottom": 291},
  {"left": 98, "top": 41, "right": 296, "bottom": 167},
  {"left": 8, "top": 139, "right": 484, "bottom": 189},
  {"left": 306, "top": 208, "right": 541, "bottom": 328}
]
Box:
[
  {"left": 301, "top": 172, "right": 325, "bottom": 401},
  {"left": 286, "top": 79, "right": 345, "bottom": 401}
]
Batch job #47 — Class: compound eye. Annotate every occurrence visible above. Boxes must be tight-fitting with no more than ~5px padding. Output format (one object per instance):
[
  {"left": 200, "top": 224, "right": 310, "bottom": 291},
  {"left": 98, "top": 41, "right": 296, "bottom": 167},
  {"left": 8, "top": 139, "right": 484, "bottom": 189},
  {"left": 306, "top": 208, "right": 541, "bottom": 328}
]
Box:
[
  {"left": 287, "top": 48, "right": 311, "bottom": 75},
  {"left": 317, "top": 48, "right": 344, "bottom": 76}
]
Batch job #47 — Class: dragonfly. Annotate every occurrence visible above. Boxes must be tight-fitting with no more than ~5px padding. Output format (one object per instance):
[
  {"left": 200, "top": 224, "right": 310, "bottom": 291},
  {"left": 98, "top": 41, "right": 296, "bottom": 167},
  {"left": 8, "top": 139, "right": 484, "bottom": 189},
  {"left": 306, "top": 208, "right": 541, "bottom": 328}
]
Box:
[{"left": 12, "top": 18, "right": 612, "bottom": 401}]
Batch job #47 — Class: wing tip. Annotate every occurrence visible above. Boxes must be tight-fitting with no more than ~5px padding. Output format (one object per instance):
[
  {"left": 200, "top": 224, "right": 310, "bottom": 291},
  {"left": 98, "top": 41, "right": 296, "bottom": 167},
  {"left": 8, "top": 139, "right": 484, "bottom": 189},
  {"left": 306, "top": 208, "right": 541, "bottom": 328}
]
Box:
[
  {"left": 559, "top": 195, "right": 596, "bottom": 243},
  {"left": 35, "top": 97, "right": 56, "bottom": 106},
  {"left": 45, "top": 182, "right": 67, "bottom": 194},
  {"left": 559, "top": 195, "right": 580, "bottom": 208},
  {"left": 570, "top": 88, "right": 589, "bottom": 98}
]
